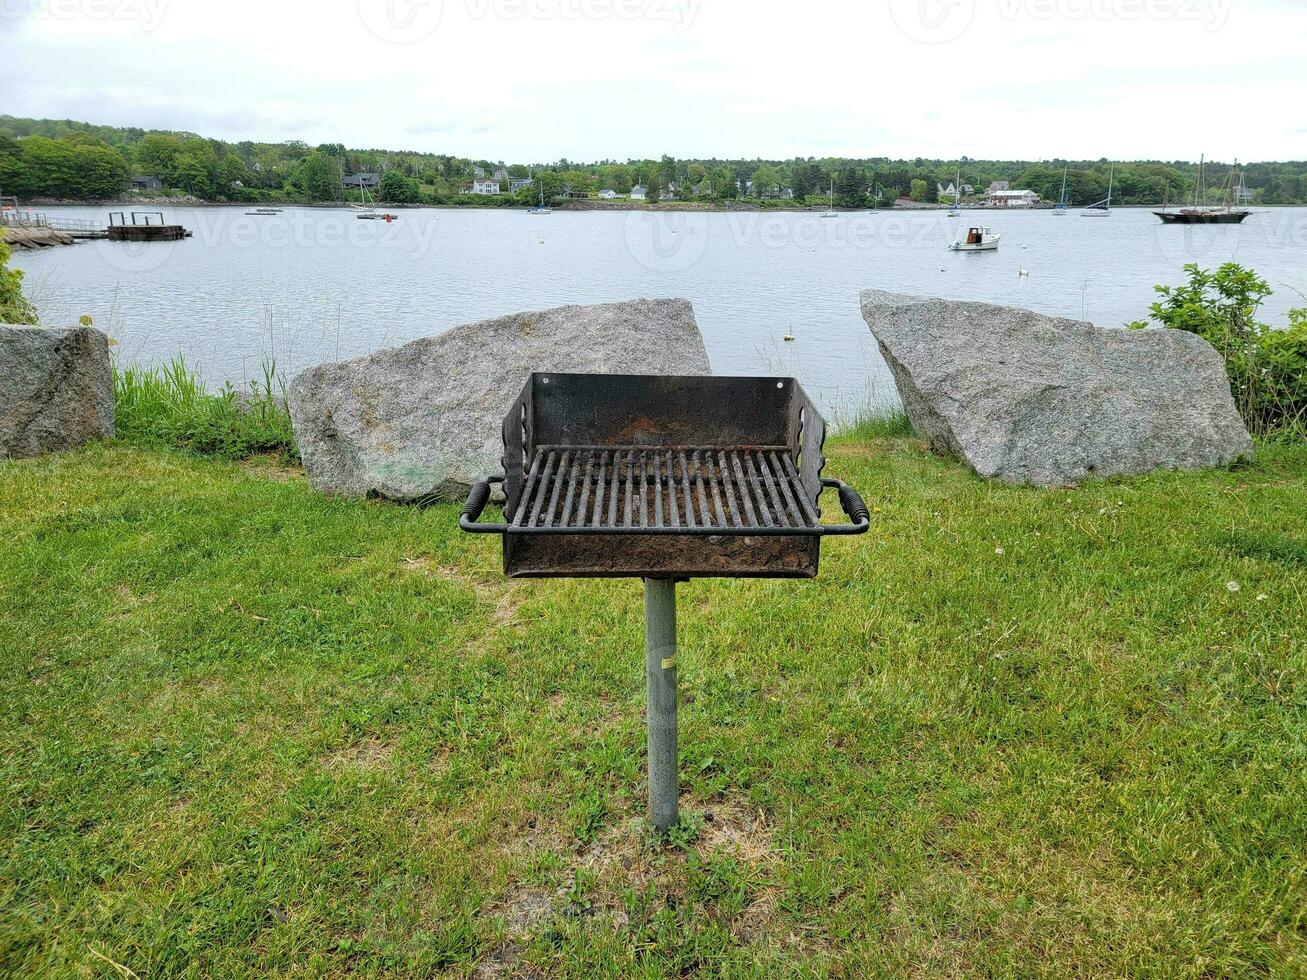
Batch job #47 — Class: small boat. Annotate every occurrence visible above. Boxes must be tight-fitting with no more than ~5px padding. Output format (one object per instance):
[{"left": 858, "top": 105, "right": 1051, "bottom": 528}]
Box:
[
  {"left": 1154, "top": 155, "right": 1251, "bottom": 224},
  {"left": 527, "top": 182, "right": 551, "bottom": 215},
  {"left": 820, "top": 178, "right": 838, "bottom": 217},
  {"left": 353, "top": 182, "right": 398, "bottom": 220},
  {"left": 1081, "top": 162, "right": 1113, "bottom": 216},
  {"left": 244, "top": 207, "right": 282, "bottom": 216},
  {"left": 949, "top": 226, "right": 1000, "bottom": 251},
  {"left": 1052, "top": 165, "right": 1069, "bottom": 214}
]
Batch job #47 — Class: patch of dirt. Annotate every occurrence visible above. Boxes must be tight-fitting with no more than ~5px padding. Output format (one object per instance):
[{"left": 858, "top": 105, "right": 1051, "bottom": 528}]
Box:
[
  {"left": 239, "top": 454, "right": 304, "bottom": 482},
  {"left": 475, "top": 793, "right": 792, "bottom": 975},
  {"left": 326, "top": 738, "right": 393, "bottom": 769},
  {"left": 398, "top": 558, "right": 524, "bottom": 626}
]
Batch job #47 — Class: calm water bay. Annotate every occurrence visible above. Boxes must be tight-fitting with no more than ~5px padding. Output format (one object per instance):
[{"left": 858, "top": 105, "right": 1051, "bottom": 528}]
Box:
[{"left": 14, "top": 204, "right": 1307, "bottom": 422}]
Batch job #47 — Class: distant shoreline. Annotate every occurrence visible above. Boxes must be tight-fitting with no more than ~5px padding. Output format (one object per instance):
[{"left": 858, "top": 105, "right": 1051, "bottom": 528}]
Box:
[{"left": 20, "top": 196, "right": 1293, "bottom": 214}]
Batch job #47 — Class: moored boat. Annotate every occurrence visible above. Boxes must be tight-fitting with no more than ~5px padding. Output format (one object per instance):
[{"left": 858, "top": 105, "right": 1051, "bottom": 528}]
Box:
[
  {"left": 949, "top": 226, "right": 1000, "bottom": 251},
  {"left": 1154, "top": 156, "right": 1251, "bottom": 224}
]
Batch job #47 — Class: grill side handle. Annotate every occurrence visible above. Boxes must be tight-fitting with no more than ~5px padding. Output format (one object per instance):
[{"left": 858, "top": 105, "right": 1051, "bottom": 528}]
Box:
[
  {"left": 459, "top": 475, "right": 507, "bottom": 533},
  {"left": 818, "top": 478, "right": 871, "bottom": 535}
]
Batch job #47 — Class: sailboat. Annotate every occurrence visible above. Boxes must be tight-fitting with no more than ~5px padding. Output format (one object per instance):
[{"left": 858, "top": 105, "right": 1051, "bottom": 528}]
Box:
[
  {"left": 527, "top": 180, "right": 551, "bottom": 215},
  {"left": 1052, "top": 165, "right": 1069, "bottom": 214},
  {"left": 947, "top": 164, "right": 962, "bottom": 217},
  {"left": 820, "top": 178, "right": 838, "bottom": 217},
  {"left": 1154, "top": 155, "right": 1251, "bottom": 224},
  {"left": 1081, "top": 163, "right": 1112, "bottom": 216},
  {"left": 355, "top": 181, "right": 398, "bottom": 220}
]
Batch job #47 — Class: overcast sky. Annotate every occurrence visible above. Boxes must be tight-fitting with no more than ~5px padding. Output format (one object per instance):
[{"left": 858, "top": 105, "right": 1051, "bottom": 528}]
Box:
[{"left": 3, "top": 0, "right": 1304, "bottom": 163}]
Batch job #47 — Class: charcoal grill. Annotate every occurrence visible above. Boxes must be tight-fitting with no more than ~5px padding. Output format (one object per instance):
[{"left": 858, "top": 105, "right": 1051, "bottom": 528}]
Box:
[{"left": 460, "top": 373, "right": 869, "bottom": 830}]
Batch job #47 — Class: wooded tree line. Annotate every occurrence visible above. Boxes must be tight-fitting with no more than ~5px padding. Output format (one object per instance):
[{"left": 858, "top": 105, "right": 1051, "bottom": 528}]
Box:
[{"left": 3, "top": 115, "right": 1305, "bottom": 207}]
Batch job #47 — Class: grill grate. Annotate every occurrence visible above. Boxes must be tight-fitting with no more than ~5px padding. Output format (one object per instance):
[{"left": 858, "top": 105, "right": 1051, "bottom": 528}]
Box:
[{"left": 509, "top": 445, "right": 819, "bottom": 533}]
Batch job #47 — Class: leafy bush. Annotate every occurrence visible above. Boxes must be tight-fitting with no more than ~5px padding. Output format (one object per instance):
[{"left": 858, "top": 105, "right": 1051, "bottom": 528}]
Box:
[
  {"left": 1131, "top": 263, "right": 1306, "bottom": 439},
  {"left": 379, "top": 171, "right": 420, "bottom": 204},
  {"left": 0, "top": 240, "right": 39, "bottom": 324},
  {"left": 114, "top": 355, "right": 298, "bottom": 461}
]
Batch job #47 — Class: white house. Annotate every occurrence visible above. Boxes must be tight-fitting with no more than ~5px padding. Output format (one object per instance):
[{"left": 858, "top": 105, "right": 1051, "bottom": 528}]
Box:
[
  {"left": 629, "top": 184, "right": 647, "bottom": 200},
  {"left": 988, "top": 188, "right": 1040, "bottom": 208},
  {"left": 598, "top": 189, "right": 618, "bottom": 199},
  {"left": 471, "top": 179, "right": 500, "bottom": 195},
  {"left": 509, "top": 178, "right": 533, "bottom": 193}
]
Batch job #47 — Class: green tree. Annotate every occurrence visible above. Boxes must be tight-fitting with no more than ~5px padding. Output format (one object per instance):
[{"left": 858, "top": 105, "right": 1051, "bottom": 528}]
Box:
[
  {"left": 217, "top": 153, "right": 252, "bottom": 192},
  {"left": 750, "top": 163, "right": 781, "bottom": 198},
  {"left": 710, "top": 165, "right": 736, "bottom": 199},
  {"left": 909, "top": 178, "right": 929, "bottom": 202},
  {"left": 287, "top": 151, "right": 341, "bottom": 201},
  {"left": 133, "top": 133, "right": 179, "bottom": 178},
  {"left": 658, "top": 154, "right": 676, "bottom": 189},
  {"left": 379, "top": 170, "right": 420, "bottom": 204},
  {"left": 646, "top": 175, "right": 662, "bottom": 204},
  {"left": 170, "top": 153, "right": 211, "bottom": 195}
]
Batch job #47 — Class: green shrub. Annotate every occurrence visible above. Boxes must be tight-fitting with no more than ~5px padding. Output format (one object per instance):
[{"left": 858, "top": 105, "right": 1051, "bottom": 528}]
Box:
[
  {"left": 0, "top": 240, "right": 39, "bottom": 325},
  {"left": 114, "top": 355, "right": 298, "bottom": 461},
  {"left": 1131, "top": 263, "right": 1306, "bottom": 439}
]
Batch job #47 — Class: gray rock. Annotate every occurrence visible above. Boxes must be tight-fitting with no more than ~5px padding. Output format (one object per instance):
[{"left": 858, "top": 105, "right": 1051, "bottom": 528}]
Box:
[
  {"left": 1, "top": 324, "right": 115, "bottom": 459},
  {"left": 859, "top": 290, "right": 1253, "bottom": 486},
  {"left": 288, "top": 298, "right": 710, "bottom": 501}
]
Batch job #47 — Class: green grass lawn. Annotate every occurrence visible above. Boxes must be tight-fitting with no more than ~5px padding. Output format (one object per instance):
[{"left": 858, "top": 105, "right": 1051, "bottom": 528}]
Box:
[{"left": 1, "top": 436, "right": 1304, "bottom": 977}]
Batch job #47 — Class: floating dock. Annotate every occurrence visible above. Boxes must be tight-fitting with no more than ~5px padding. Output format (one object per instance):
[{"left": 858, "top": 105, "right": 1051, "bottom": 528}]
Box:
[
  {"left": 107, "top": 210, "right": 191, "bottom": 241},
  {"left": 105, "top": 223, "right": 190, "bottom": 241}
]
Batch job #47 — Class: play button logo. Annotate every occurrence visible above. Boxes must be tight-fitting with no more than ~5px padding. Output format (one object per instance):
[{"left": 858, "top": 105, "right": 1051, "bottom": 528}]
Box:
[{"left": 357, "top": 0, "right": 444, "bottom": 44}]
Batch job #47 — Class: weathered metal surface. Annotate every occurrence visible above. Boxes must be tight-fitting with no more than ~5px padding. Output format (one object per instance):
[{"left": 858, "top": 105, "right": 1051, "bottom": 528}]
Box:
[
  {"left": 644, "top": 578, "right": 678, "bottom": 832},
  {"left": 504, "top": 531, "right": 819, "bottom": 578}
]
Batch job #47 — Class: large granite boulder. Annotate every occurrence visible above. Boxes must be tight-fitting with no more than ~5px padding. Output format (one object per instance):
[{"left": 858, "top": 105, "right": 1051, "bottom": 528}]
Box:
[
  {"left": 289, "top": 299, "right": 711, "bottom": 501},
  {"left": 859, "top": 290, "right": 1253, "bottom": 486},
  {"left": 1, "top": 324, "right": 115, "bottom": 459}
]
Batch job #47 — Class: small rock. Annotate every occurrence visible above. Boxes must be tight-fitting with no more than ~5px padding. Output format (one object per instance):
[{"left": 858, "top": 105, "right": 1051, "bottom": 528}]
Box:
[{"left": 1, "top": 324, "right": 115, "bottom": 458}]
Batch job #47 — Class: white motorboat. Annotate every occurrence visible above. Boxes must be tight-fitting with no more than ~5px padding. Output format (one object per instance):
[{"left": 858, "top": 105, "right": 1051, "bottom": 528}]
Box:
[{"left": 949, "top": 226, "right": 1001, "bottom": 251}]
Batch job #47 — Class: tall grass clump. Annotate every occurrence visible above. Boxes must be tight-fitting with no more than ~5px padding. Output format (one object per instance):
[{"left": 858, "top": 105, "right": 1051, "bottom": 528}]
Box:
[
  {"left": 837, "top": 406, "right": 914, "bottom": 441},
  {"left": 114, "top": 355, "right": 298, "bottom": 461},
  {"left": 1131, "top": 262, "right": 1306, "bottom": 441}
]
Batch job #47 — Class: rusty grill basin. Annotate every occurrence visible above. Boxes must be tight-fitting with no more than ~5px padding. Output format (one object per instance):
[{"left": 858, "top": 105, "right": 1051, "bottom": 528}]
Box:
[{"left": 460, "top": 373, "right": 869, "bottom": 578}]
